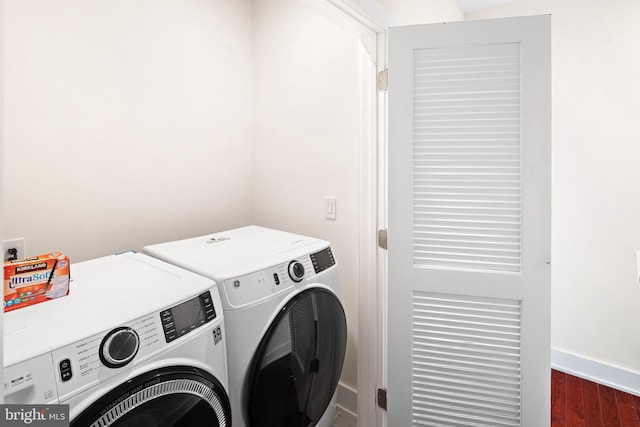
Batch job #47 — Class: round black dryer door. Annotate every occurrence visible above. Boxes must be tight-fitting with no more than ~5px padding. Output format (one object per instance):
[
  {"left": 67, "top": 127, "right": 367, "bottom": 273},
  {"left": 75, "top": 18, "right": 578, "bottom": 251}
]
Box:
[
  {"left": 71, "top": 366, "right": 231, "bottom": 427},
  {"left": 247, "top": 288, "right": 347, "bottom": 427}
]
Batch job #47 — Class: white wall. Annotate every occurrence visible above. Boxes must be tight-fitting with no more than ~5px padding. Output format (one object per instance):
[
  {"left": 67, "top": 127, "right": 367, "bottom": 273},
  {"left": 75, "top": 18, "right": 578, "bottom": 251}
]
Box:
[
  {"left": 4, "top": 0, "right": 364, "bottom": 412},
  {"left": 468, "top": 0, "right": 640, "bottom": 383},
  {"left": 463, "top": 0, "right": 549, "bottom": 20},
  {"left": 3, "top": 0, "right": 254, "bottom": 262},
  {"left": 377, "top": 0, "right": 463, "bottom": 25},
  {"left": 252, "top": 0, "right": 361, "bottom": 394},
  {"left": 551, "top": 0, "right": 640, "bottom": 378}
]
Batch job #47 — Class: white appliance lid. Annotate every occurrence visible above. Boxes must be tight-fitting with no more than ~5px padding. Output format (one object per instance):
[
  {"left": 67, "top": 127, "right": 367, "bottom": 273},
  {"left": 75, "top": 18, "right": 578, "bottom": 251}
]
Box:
[
  {"left": 4, "top": 251, "right": 217, "bottom": 366},
  {"left": 144, "top": 225, "right": 329, "bottom": 279}
]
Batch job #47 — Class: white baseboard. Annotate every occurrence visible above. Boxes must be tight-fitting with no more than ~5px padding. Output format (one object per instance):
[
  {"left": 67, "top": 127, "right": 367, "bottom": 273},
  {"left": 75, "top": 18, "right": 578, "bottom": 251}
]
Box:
[
  {"left": 334, "top": 406, "right": 357, "bottom": 427},
  {"left": 551, "top": 348, "right": 640, "bottom": 396},
  {"left": 335, "top": 382, "right": 358, "bottom": 427}
]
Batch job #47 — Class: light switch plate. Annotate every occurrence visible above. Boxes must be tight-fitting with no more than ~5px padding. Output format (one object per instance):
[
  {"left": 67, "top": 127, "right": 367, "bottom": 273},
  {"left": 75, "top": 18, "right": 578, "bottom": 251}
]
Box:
[{"left": 324, "top": 196, "right": 337, "bottom": 220}]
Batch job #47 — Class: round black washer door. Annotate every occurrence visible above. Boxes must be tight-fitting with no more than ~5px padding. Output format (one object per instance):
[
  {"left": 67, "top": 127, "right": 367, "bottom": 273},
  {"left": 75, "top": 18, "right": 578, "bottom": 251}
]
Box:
[
  {"left": 247, "top": 288, "right": 347, "bottom": 427},
  {"left": 71, "top": 366, "right": 231, "bottom": 427}
]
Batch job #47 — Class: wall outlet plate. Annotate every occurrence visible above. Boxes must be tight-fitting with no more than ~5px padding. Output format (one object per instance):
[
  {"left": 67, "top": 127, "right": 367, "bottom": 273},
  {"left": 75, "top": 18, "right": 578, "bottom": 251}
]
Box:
[{"left": 4, "top": 238, "right": 25, "bottom": 262}]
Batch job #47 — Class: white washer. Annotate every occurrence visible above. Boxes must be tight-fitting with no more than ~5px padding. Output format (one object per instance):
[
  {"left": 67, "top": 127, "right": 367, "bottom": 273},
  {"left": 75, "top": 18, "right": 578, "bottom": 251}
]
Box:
[
  {"left": 4, "top": 251, "right": 231, "bottom": 427},
  {"left": 145, "top": 226, "right": 347, "bottom": 427}
]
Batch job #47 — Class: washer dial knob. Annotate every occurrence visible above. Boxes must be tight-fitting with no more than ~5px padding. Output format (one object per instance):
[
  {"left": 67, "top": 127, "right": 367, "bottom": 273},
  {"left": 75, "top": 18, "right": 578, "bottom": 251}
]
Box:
[
  {"left": 100, "top": 327, "right": 140, "bottom": 368},
  {"left": 288, "top": 261, "right": 305, "bottom": 282}
]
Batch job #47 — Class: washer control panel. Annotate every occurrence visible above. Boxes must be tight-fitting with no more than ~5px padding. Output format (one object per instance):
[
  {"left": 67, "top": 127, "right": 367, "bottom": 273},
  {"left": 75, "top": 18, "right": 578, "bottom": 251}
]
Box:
[{"left": 51, "top": 286, "right": 220, "bottom": 403}]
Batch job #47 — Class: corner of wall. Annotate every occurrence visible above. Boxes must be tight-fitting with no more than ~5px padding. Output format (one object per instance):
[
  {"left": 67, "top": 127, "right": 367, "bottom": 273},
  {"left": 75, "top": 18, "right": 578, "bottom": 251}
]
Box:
[{"left": 552, "top": 348, "right": 640, "bottom": 396}]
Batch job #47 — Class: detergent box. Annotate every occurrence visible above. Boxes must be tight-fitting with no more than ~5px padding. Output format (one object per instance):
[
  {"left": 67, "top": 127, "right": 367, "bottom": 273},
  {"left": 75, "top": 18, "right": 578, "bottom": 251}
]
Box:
[{"left": 4, "top": 252, "right": 70, "bottom": 312}]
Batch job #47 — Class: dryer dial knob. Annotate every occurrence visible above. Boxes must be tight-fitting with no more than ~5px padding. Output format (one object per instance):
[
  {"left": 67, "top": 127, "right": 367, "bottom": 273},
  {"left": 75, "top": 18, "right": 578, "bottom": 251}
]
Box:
[
  {"left": 288, "top": 261, "right": 305, "bottom": 283},
  {"left": 100, "top": 327, "right": 140, "bottom": 369}
]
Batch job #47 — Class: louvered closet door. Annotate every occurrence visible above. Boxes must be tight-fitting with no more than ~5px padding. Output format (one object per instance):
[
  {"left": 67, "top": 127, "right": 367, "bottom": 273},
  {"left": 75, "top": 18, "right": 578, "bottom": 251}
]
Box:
[{"left": 387, "top": 16, "right": 550, "bottom": 427}]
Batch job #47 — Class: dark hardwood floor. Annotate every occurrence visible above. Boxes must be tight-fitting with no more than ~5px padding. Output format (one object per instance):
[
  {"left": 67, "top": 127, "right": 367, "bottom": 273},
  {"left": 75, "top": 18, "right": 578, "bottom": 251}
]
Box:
[{"left": 552, "top": 370, "right": 640, "bottom": 426}]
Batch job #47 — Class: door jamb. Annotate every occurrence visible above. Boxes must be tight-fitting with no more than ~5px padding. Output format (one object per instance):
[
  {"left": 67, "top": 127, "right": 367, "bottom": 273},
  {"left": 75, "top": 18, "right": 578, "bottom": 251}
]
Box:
[{"left": 314, "top": 1, "right": 387, "bottom": 426}]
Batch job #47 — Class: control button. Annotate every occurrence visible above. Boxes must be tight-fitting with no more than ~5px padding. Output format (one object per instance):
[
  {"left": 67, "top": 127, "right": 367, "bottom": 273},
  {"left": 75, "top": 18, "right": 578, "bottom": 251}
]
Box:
[
  {"left": 288, "top": 261, "right": 305, "bottom": 283},
  {"left": 160, "top": 308, "right": 178, "bottom": 342},
  {"left": 100, "top": 327, "right": 140, "bottom": 369},
  {"left": 201, "top": 292, "right": 212, "bottom": 303},
  {"left": 200, "top": 292, "right": 216, "bottom": 321},
  {"left": 273, "top": 273, "right": 280, "bottom": 285},
  {"left": 59, "top": 359, "right": 72, "bottom": 382}
]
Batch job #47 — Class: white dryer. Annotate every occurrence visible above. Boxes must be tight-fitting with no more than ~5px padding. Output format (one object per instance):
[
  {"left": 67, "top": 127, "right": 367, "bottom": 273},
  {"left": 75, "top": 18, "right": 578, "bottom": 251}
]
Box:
[
  {"left": 144, "top": 226, "right": 347, "bottom": 427},
  {"left": 3, "top": 252, "right": 231, "bottom": 427}
]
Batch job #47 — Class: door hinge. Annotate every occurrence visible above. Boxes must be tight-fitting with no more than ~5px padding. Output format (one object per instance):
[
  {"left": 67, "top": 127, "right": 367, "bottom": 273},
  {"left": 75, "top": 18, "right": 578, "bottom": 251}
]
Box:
[
  {"left": 377, "top": 229, "right": 388, "bottom": 250},
  {"left": 377, "top": 388, "right": 387, "bottom": 411},
  {"left": 377, "top": 69, "right": 388, "bottom": 91}
]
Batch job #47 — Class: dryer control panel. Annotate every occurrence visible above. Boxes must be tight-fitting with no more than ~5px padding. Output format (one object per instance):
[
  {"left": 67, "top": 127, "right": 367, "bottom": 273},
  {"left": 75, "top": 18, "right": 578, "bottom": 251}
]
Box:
[
  {"left": 221, "top": 246, "right": 336, "bottom": 309},
  {"left": 310, "top": 247, "right": 335, "bottom": 274}
]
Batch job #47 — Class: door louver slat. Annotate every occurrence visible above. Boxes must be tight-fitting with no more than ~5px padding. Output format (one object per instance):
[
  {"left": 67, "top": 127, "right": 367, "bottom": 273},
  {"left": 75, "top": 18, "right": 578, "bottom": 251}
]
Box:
[
  {"left": 412, "top": 43, "right": 522, "bottom": 273},
  {"left": 412, "top": 292, "right": 522, "bottom": 426}
]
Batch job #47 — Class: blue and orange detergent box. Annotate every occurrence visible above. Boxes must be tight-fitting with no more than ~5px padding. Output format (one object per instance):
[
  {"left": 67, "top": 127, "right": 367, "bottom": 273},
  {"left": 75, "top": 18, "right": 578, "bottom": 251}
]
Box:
[{"left": 4, "top": 252, "right": 70, "bottom": 312}]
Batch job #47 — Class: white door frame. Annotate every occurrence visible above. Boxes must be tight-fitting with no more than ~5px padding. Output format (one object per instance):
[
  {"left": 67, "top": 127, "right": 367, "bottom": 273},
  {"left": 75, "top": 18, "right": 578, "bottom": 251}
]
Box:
[
  {"left": 356, "top": 28, "right": 388, "bottom": 427},
  {"left": 310, "top": 1, "right": 388, "bottom": 426},
  {"left": 297, "top": 1, "right": 388, "bottom": 425}
]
